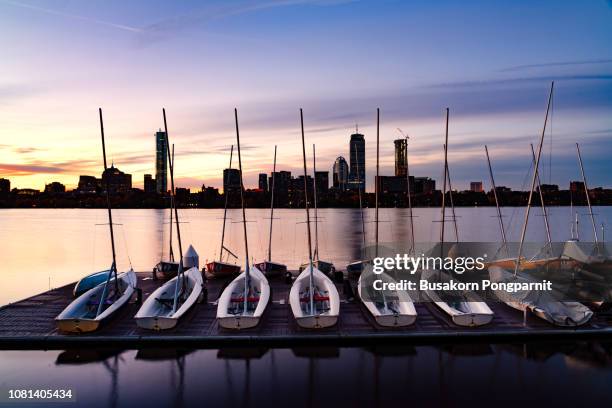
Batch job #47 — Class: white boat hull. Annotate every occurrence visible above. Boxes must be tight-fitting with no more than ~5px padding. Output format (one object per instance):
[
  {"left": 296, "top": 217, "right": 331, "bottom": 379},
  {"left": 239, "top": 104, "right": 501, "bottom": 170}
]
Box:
[
  {"left": 290, "top": 265, "right": 340, "bottom": 329},
  {"left": 358, "top": 272, "right": 417, "bottom": 327},
  {"left": 489, "top": 265, "right": 593, "bottom": 326},
  {"left": 56, "top": 270, "right": 137, "bottom": 333},
  {"left": 420, "top": 268, "right": 494, "bottom": 327},
  {"left": 216, "top": 266, "right": 270, "bottom": 329},
  {"left": 135, "top": 267, "right": 203, "bottom": 330}
]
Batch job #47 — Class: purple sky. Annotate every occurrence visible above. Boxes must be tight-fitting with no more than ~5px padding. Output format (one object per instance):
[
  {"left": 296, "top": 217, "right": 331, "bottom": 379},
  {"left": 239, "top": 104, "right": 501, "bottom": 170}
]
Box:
[{"left": 0, "top": 0, "right": 611, "bottom": 192}]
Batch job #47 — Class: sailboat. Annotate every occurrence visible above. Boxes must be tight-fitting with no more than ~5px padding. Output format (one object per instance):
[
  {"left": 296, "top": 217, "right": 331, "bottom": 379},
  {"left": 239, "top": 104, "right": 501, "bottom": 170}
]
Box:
[
  {"left": 56, "top": 109, "right": 137, "bottom": 333},
  {"left": 134, "top": 109, "right": 203, "bottom": 331},
  {"left": 153, "top": 145, "right": 179, "bottom": 280},
  {"left": 205, "top": 145, "right": 242, "bottom": 279},
  {"left": 216, "top": 109, "right": 271, "bottom": 330},
  {"left": 299, "top": 145, "right": 335, "bottom": 276},
  {"left": 487, "top": 82, "right": 593, "bottom": 327},
  {"left": 255, "top": 146, "right": 288, "bottom": 278},
  {"left": 357, "top": 108, "right": 417, "bottom": 327},
  {"left": 561, "top": 143, "right": 610, "bottom": 269},
  {"left": 420, "top": 108, "right": 494, "bottom": 327},
  {"left": 290, "top": 109, "right": 340, "bottom": 329}
]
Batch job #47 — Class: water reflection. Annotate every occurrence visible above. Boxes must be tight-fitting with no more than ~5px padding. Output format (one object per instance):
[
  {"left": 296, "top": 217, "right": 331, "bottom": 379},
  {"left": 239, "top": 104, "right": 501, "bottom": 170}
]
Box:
[
  {"left": 1, "top": 207, "right": 611, "bottom": 305},
  {"left": 0, "top": 342, "right": 610, "bottom": 407},
  {"left": 55, "top": 349, "right": 123, "bottom": 408}
]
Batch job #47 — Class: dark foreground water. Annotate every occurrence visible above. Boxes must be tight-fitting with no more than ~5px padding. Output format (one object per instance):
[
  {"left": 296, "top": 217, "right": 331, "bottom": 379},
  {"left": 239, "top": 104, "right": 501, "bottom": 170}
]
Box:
[{"left": 1, "top": 342, "right": 612, "bottom": 407}]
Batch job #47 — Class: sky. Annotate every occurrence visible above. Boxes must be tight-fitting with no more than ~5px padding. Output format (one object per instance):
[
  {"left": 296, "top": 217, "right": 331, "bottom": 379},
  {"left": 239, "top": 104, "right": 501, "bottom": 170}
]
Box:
[{"left": 0, "top": 0, "right": 611, "bottom": 192}]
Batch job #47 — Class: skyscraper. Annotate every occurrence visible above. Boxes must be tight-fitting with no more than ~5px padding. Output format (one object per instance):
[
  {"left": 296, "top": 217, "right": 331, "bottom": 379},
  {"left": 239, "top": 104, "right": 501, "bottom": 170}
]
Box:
[
  {"left": 332, "top": 156, "right": 349, "bottom": 190},
  {"left": 155, "top": 129, "right": 168, "bottom": 194},
  {"left": 348, "top": 131, "right": 365, "bottom": 191},
  {"left": 394, "top": 139, "right": 407, "bottom": 177}
]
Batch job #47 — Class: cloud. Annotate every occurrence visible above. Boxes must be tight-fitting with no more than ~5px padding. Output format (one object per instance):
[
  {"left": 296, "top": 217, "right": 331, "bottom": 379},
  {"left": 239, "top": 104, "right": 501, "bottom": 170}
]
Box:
[
  {"left": 0, "top": 163, "right": 64, "bottom": 176},
  {"left": 13, "top": 147, "right": 44, "bottom": 154},
  {"left": 424, "top": 74, "right": 612, "bottom": 89},
  {"left": 500, "top": 59, "right": 612, "bottom": 72},
  {"left": 0, "top": 0, "right": 143, "bottom": 33}
]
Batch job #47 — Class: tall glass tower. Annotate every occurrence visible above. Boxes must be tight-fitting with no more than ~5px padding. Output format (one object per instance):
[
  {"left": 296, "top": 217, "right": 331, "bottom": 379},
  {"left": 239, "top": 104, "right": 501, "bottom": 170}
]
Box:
[
  {"left": 155, "top": 129, "right": 168, "bottom": 194},
  {"left": 349, "top": 131, "right": 365, "bottom": 191}
]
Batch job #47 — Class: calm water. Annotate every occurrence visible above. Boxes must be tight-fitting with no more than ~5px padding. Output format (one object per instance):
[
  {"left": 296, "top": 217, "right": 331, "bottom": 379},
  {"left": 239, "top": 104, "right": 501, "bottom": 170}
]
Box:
[
  {"left": 0, "top": 344, "right": 611, "bottom": 407},
  {"left": 0, "top": 207, "right": 610, "bottom": 306},
  {"left": 1, "top": 208, "right": 611, "bottom": 407}
]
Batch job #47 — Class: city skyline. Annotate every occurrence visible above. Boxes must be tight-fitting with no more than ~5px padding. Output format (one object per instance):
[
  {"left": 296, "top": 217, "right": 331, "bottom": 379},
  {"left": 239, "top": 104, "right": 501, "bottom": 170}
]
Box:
[{"left": 0, "top": 1, "right": 611, "bottom": 191}]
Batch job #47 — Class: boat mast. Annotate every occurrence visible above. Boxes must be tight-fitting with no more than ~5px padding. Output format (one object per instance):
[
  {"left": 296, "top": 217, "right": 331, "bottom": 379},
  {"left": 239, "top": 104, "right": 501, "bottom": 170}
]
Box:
[
  {"left": 300, "top": 109, "right": 315, "bottom": 314},
  {"left": 312, "top": 144, "right": 320, "bottom": 262},
  {"left": 354, "top": 143, "right": 366, "bottom": 249},
  {"left": 445, "top": 146, "right": 459, "bottom": 243},
  {"left": 267, "top": 146, "right": 277, "bottom": 263},
  {"left": 530, "top": 143, "right": 552, "bottom": 248},
  {"left": 375, "top": 108, "right": 380, "bottom": 257},
  {"left": 220, "top": 145, "right": 234, "bottom": 262},
  {"left": 234, "top": 109, "right": 251, "bottom": 315},
  {"left": 168, "top": 146, "right": 175, "bottom": 263},
  {"left": 405, "top": 135, "right": 415, "bottom": 254},
  {"left": 376, "top": 109, "right": 388, "bottom": 310},
  {"left": 485, "top": 145, "right": 508, "bottom": 248},
  {"left": 96, "top": 108, "right": 119, "bottom": 317},
  {"left": 440, "top": 108, "right": 449, "bottom": 256},
  {"left": 515, "top": 82, "right": 554, "bottom": 275},
  {"left": 163, "top": 109, "right": 185, "bottom": 313},
  {"left": 576, "top": 143, "right": 599, "bottom": 243}
]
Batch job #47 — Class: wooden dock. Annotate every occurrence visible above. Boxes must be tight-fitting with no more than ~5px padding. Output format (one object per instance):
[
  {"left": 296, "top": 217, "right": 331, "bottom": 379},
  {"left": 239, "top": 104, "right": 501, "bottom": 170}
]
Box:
[{"left": 1, "top": 272, "right": 611, "bottom": 349}]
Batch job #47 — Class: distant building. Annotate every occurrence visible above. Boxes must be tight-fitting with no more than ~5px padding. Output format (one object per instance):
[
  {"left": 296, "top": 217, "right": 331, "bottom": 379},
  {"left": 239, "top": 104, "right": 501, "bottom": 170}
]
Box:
[
  {"left": 348, "top": 131, "right": 365, "bottom": 191},
  {"left": 258, "top": 173, "right": 268, "bottom": 193},
  {"left": 570, "top": 181, "right": 585, "bottom": 193},
  {"left": 332, "top": 156, "right": 349, "bottom": 190},
  {"left": 155, "top": 129, "right": 168, "bottom": 194},
  {"left": 377, "top": 175, "right": 407, "bottom": 194},
  {"left": 14, "top": 188, "right": 39, "bottom": 196},
  {"left": 414, "top": 177, "right": 435, "bottom": 194},
  {"left": 314, "top": 171, "right": 329, "bottom": 194},
  {"left": 539, "top": 184, "right": 559, "bottom": 193},
  {"left": 77, "top": 175, "right": 100, "bottom": 194},
  {"left": 102, "top": 165, "right": 132, "bottom": 193},
  {"left": 470, "top": 181, "right": 483, "bottom": 193},
  {"left": 44, "top": 182, "right": 66, "bottom": 194},
  {"left": 270, "top": 171, "right": 291, "bottom": 194},
  {"left": 294, "top": 175, "right": 314, "bottom": 195},
  {"left": 394, "top": 139, "right": 407, "bottom": 177},
  {"left": 495, "top": 186, "right": 512, "bottom": 193},
  {"left": 175, "top": 187, "right": 190, "bottom": 205},
  {"left": 223, "top": 168, "right": 241, "bottom": 194},
  {"left": 0, "top": 178, "right": 10, "bottom": 195},
  {"left": 144, "top": 174, "right": 157, "bottom": 194}
]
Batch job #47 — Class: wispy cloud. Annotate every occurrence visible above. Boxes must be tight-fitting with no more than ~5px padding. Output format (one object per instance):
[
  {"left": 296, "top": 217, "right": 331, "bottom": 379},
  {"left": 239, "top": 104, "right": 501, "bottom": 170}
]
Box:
[
  {"left": 0, "top": 163, "right": 64, "bottom": 176},
  {"left": 500, "top": 58, "right": 612, "bottom": 72},
  {"left": 137, "top": 0, "right": 357, "bottom": 44},
  {"left": 0, "top": 0, "right": 143, "bottom": 33}
]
